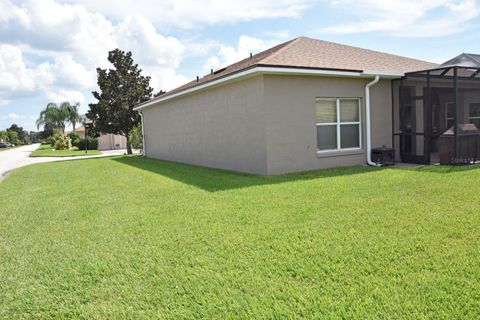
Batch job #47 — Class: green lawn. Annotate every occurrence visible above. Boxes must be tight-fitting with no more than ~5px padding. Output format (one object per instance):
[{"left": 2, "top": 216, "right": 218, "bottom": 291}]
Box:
[
  {"left": 30, "top": 144, "right": 102, "bottom": 157},
  {"left": 0, "top": 157, "right": 479, "bottom": 319}
]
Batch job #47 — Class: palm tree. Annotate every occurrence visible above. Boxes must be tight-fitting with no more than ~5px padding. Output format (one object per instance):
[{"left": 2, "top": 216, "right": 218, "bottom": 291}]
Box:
[
  {"left": 36, "top": 103, "right": 69, "bottom": 133},
  {"left": 61, "top": 102, "right": 80, "bottom": 134}
]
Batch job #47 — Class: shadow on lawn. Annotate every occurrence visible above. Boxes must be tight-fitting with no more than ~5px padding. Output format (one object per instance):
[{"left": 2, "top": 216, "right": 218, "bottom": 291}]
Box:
[{"left": 112, "top": 156, "right": 379, "bottom": 192}]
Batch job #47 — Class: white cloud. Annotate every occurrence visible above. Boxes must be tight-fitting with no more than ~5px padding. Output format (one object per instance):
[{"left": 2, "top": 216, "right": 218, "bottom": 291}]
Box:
[
  {"left": 113, "top": 15, "right": 188, "bottom": 90},
  {"left": 0, "top": 0, "right": 30, "bottom": 27},
  {"left": 0, "top": 44, "right": 92, "bottom": 104},
  {"left": 0, "top": 45, "right": 38, "bottom": 96},
  {"left": 45, "top": 90, "right": 85, "bottom": 105},
  {"left": 58, "top": 0, "right": 313, "bottom": 29},
  {"left": 320, "top": 0, "right": 480, "bottom": 37},
  {"left": 0, "top": 0, "right": 191, "bottom": 105},
  {"left": 38, "top": 55, "right": 96, "bottom": 89},
  {"left": 203, "top": 35, "right": 280, "bottom": 70}
]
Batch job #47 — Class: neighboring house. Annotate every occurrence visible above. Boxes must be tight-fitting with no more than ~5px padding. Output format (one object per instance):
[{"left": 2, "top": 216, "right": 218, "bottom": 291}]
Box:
[
  {"left": 135, "top": 36, "right": 480, "bottom": 175},
  {"left": 69, "top": 125, "right": 127, "bottom": 151}
]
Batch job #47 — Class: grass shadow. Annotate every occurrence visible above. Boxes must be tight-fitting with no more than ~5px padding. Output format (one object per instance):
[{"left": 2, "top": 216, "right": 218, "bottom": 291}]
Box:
[{"left": 111, "top": 156, "right": 380, "bottom": 192}]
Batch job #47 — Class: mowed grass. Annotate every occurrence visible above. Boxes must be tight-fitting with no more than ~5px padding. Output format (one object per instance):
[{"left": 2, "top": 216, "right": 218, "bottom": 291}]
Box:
[
  {"left": 30, "top": 143, "right": 102, "bottom": 157},
  {"left": 0, "top": 156, "right": 479, "bottom": 319}
]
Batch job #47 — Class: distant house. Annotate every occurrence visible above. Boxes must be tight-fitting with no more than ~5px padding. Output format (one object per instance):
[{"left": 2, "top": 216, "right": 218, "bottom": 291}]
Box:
[
  {"left": 135, "top": 36, "right": 480, "bottom": 174},
  {"left": 70, "top": 125, "right": 127, "bottom": 151}
]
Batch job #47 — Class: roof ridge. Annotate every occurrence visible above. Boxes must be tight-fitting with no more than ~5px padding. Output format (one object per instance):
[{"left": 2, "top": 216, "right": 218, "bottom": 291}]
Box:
[{"left": 257, "top": 36, "right": 304, "bottom": 64}]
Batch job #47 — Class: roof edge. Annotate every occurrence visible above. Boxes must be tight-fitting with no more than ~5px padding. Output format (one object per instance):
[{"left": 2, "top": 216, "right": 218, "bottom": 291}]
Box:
[
  {"left": 464, "top": 53, "right": 480, "bottom": 65},
  {"left": 134, "top": 66, "right": 403, "bottom": 111}
]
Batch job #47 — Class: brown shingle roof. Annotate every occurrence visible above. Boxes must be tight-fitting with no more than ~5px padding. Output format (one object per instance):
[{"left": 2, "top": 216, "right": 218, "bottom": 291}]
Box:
[
  {"left": 140, "top": 36, "right": 437, "bottom": 106},
  {"left": 261, "top": 37, "right": 438, "bottom": 73}
]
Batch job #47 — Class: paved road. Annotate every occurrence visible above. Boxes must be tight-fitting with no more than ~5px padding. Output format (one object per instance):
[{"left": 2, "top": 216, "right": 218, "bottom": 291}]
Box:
[{"left": 0, "top": 144, "right": 129, "bottom": 180}]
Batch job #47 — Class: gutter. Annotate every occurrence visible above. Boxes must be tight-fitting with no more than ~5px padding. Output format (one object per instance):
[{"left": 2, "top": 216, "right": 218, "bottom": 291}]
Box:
[
  {"left": 139, "top": 111, "right": 146, "bottom": 156},
  {"left": 365, "top": 75, "right": 381, "bottom": 167},
  {"left": 134, "top": 66, "right": 403, "bottom": 111}
]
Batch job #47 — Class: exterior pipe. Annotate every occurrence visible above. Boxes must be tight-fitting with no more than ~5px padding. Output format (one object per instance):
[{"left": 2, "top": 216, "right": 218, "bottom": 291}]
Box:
[
  {"left": 139, "top": 111, "right": 146, "bottom": 156},
  {"left": 365, "top": 75, "right": 382, "bottom": 167}
]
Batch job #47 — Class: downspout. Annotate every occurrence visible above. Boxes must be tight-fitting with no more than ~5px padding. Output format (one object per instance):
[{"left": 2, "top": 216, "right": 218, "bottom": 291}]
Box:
[
  {"left": 139, "top": 111, "right": 146, "bottom": 156},
  {"left": 365, "top": 75, "right": 382, "bottom": 167}
]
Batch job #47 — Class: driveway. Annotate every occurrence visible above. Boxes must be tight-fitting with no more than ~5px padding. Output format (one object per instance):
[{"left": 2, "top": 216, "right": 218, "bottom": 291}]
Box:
[{"left": 0, "top": 144, "right": 130, "bottom": 180}]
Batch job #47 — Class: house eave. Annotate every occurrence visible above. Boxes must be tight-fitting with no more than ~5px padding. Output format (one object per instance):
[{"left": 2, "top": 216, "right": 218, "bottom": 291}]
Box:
[{"left": 134, "top": 66, "right": 404, "bottom": 111}]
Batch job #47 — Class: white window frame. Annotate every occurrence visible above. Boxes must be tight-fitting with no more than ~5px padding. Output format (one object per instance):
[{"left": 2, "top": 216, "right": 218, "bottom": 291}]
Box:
[
  {"left": 316, "top": 97, "right": 362, "bottom": 154},
  {"left": 469, "top": 103, "right": 480, "bottom": 127}
]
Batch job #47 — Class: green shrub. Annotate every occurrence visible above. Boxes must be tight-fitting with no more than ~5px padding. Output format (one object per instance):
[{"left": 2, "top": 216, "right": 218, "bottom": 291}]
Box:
[
  {"left": 68, "top": 133, "right": 81, "bottom": 146},
  {"left": 75, "top": 137, "right": 98, "bottom": 150},
  {"left": 0, "top": 130, "right": 8, "bottom": 143},
  {"left": 52, "top": 131, "right": 71, "bottom": 150},
  {"left": 43, "top": 136, "right": 54, "bottom": 145},
  {"left": 129, "top": 124, "right": 143, "bottom": 150}
]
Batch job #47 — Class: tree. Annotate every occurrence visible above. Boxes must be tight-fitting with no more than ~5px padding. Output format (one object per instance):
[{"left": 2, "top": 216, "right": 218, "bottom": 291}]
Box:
[
  {"left": 6, "top": 130, "right": 19, "bottom": 145},
  {"left": 87, "top": 49, "right": 153, "bottom": 154},
  {"left": 6, "top": 124, "right": 30, "bottom": 145},
  {"left": 61, "top": 102, "right": 80, "bottom": 134},
  {"left": 36, "top": 103, "right": 69, "bottom": 133},
  {"left": 39, "top": 122, "right": 55, "bottom": 140},
  {"left": 21, "top": 131, "right": 31, "bottom": 144},
  {"left": 0, "top": 130, "right": 7, "bottom": 143},
  {"left": 29, "top": 131, "right": 40, "bottom": 143}
]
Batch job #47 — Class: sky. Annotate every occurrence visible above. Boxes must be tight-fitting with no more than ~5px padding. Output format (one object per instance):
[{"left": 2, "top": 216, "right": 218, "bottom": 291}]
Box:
[{"left": 1, "top": 0, "right": 480, "bottom": 131}]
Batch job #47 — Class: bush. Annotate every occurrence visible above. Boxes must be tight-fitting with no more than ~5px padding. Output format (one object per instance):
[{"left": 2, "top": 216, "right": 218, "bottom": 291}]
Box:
[
  {"left": 43, "top": 136, "right": 54, "bottom": 145},
  {"left": 52, "top": 131, "right": 71, "bottom": 150},
  {"left": 129, "top": 124, "right": 143, "bottom": 150},
  {"left": 0, "top": 130, "right": 8, "bottom": 143},
  {"left": 75, "top": 137, "right": 98, "bottom": 150},
  {"left": 68, "top": 133, "right": 81, "bottom": 146}
]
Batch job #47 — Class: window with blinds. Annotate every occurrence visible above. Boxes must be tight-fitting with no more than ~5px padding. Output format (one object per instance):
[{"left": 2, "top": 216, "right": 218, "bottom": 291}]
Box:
[{"left": 315, "top": 98, "right": 361, "bottom": 152}]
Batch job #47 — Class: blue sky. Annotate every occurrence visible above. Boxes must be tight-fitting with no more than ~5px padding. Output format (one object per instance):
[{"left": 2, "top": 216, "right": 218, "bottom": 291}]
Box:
[{"left": 1, "top": 0, "right": 479, "bottom": 131}]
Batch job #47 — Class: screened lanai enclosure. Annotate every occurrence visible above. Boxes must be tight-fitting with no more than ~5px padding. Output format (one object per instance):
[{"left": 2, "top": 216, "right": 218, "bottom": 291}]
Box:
[{"left": 393, "top": 54, "right": 480, "bottom": 165}]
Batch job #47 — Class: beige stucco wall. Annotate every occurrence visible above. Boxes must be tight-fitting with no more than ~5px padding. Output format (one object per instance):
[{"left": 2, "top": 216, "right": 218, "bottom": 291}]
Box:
[
  {"left": 141, "top": 76, "right": 269, "bottom": 174},
  {"left": 74, "top": 129, "right": 126, "bottom": 150},
  {"left": 97, "top": 134, "right": 127, "bottom": 150},
  {"left": 263, "top": 75, "right": 392, "bottom": 174},
  {"left": 141, "top": 74, "right": 393, "bottom": 175}
]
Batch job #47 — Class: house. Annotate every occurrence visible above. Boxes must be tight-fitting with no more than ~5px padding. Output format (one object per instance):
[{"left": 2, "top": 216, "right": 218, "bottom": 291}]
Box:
[
  {"left": 70, "top": 125, "right": 127, "bottom": 151},
  {"left": 134, "top": 37, "right": 480, "bottom": 175}
]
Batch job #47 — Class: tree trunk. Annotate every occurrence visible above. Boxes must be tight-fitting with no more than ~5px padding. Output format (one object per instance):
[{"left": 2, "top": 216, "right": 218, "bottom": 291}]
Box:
[
  {"left": 125, "top": 133, "right": 132, "bottom": 154},
  {"left": 72, "top": 122, "right": 76, "bottom": 134}
]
